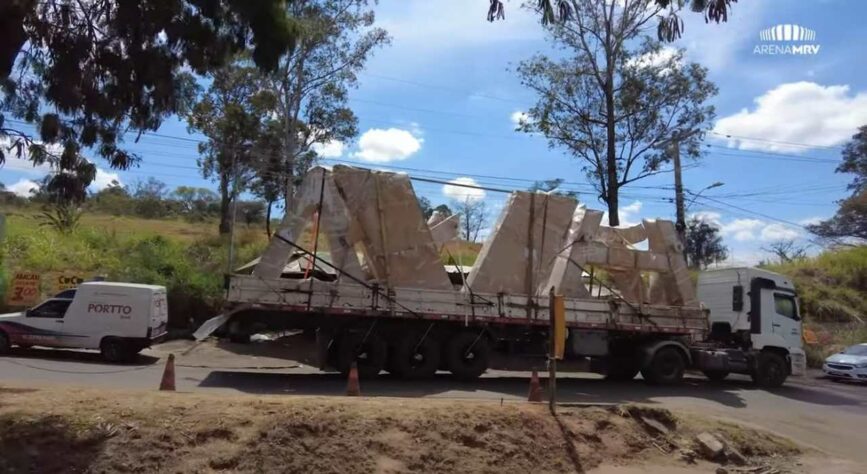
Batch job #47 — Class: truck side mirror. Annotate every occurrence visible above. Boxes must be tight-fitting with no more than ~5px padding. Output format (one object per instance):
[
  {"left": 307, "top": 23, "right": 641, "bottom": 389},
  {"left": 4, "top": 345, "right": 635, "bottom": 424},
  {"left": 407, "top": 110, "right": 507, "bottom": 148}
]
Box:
[{"left": 732, "top": 285, "right": 744, "bottom": 312}]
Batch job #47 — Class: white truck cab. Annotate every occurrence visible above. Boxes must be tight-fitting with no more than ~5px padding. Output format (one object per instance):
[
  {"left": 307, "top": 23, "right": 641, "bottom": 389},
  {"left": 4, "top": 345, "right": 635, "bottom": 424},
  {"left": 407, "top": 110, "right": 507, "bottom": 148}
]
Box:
[
  {"left": 0, "top": 282, "right": 168, "bottom": 362},
  {"left": 697, "top": 268, "right": 807, "bottom": 382}
]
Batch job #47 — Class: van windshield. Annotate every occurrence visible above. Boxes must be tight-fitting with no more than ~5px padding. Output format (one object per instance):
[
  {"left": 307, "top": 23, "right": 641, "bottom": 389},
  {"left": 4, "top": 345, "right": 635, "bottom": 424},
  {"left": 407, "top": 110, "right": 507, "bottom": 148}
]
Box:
[
  {"left": 843, "top": 345, "right": 867, "bottom": 356},
  {"left": 54, "top": 289, "right": 77, "bottom": 299}
]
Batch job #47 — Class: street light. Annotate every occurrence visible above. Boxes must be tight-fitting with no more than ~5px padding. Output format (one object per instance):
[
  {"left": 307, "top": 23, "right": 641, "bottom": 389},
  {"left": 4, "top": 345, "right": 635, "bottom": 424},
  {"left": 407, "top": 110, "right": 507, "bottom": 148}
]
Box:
[{"left": 685, "top": 181, "right": 724, "bottom": 213}]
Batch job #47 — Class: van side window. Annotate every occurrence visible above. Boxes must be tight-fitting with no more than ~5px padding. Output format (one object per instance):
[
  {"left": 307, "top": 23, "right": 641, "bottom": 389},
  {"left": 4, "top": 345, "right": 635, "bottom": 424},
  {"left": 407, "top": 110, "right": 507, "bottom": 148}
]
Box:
[
  {"left": 28, "top": 300, "right": 73, "bottom": 319},
  {"left": 773, "top": 294, "right": 798, "bottom": 320}
]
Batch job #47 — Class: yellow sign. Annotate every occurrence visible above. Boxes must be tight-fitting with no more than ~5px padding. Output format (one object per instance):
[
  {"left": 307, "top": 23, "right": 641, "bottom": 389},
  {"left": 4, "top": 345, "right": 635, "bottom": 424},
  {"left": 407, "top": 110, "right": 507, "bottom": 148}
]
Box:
[
  {"left": 553, "top": 294, "right": 566, "bottom": 360},
  {"left": 55, "top": 274, "right": 84, "bottom": 293},
  {"left": 6, "top": 271, "right": 41, "bottom": 306}
]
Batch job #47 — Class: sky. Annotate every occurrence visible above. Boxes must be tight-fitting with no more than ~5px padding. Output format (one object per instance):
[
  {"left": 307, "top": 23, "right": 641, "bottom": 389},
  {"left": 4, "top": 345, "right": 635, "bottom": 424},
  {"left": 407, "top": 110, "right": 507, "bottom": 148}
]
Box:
[{"left": 3, "top": 0, "right": 866, "bottom": 265}]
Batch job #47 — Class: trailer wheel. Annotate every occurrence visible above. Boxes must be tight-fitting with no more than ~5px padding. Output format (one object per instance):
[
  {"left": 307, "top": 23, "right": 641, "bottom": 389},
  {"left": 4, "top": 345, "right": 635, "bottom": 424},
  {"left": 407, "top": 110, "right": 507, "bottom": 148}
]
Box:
[
  {"left": 751, "top": 351, "right": 787, "bottom": 388},
  {"left": 702, "top": 370, "right": 729, "bottom": 382},
  {"left": 336, "top": 332, "right": 388, "bottom": 378},
  {"left": 444, "top": 331, "right": 489, "bottom": 381},
  {"left": 100, "top": 338, "right": 130, "bottom": 363},
  {"left": 641, "top": 347, "right": 686, "bottom": 385},
  {"left": 0, "top": 331, "right": 10, "bottom": 355},
  {"left": 390, "top": 332, "right": 441, "bottom": 379}
]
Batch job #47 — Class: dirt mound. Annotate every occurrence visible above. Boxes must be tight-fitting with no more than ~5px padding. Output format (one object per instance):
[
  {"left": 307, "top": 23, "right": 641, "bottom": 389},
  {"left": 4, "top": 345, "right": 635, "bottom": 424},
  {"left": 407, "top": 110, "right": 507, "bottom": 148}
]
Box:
[{"left": 0, "top": 387, "right": 801, "bottom": 473}]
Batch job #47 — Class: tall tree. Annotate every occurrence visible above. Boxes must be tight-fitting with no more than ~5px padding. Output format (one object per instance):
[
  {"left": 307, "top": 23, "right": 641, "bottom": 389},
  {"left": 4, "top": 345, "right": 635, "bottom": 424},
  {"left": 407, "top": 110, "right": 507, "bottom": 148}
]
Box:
[
  {"left": 187, "top": 64, "right": 279, "bottom": 234},
  {"left": 265, "top": 0, "right": 389, "bottom": 211},
  {"left": 684, "top": 216, "right": 727, "bottom": 268},
  {"left": 763, "top": 240, "right": 808, "bottom": 264},
  {"left": 453, "top": 198, "right": 489, "bottom": 243},
  {"left": 490, "top": 0, "right": 737, "bottom": 41},
  {"left": 0, "top": 0, "right": 298, "bottom": 202},
  {"left": 516, "top": 0, "right": 716, "bottom": 225},
  {"left": 808, "top": 125, "right": 867, "bottom": 241}
]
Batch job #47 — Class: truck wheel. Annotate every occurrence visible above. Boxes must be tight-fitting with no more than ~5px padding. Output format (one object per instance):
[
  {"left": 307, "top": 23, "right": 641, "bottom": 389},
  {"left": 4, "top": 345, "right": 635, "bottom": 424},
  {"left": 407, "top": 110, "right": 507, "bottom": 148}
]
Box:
[
  {"left": 100, "top": 339, "right": 129, "bottom": 363},
  {"left": 641, "top": 347, "right": 686, "bottom": 385},
  {"left": 336, "top": 332, "right": 387, "bottom": 378},
  {"left": 752, "top": 352, "right": 788, "bottom": 388},
  {"left": 444, "top": 331, "right": 489, "bottom": 381},
  {"left": 703, "top": 370, "right": 729, "bottom": 382},
  {"left": 0, "top": 331, "right": 10, "bottom": 355},
  {"left": 390, "top": 333, "right": 441, "bottom": 379}
]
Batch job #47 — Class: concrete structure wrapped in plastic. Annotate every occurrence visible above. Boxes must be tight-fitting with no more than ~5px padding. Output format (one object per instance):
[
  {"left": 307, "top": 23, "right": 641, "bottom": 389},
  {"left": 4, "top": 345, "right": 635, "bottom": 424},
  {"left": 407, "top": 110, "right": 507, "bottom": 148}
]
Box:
[{"left": 252, "top": 165, "right": 698, "bottom": 311}]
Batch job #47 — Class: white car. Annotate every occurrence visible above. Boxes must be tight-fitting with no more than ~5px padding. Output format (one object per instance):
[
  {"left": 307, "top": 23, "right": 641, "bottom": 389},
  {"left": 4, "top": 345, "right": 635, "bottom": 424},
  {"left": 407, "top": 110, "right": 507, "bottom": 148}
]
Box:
[{"left": 822, "top": 343, "right": 867, "bottom": 382}]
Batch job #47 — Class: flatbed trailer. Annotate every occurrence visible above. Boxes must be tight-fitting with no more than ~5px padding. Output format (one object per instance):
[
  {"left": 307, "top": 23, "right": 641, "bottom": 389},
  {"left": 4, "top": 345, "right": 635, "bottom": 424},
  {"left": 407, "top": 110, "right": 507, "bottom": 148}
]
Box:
[{"left": 197, "top": 166, "right": 805, "bottom": 387}]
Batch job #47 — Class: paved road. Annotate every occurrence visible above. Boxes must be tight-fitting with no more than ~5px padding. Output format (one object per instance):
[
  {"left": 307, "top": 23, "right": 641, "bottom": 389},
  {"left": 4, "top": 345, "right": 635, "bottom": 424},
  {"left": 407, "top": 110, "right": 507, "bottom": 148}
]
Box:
[{"left": 1, "top": 341, "right": 865, "bottom": 465}]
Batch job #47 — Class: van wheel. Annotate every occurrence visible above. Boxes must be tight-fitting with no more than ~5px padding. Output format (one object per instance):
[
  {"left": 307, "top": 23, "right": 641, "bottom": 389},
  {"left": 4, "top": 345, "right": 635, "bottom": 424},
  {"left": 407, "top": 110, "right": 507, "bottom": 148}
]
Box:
[
  {"left": 641, "top": 347, "right": 686, "bottom": 385},
  {"left": 0, "top": 331, "right": 10, "bottom": 355},
  {"left": 752, "top": 351, "right": 788, "bottom": 388},
  {"left": 101, "top": 339, "right": 129, "bottom": 363},
  {"left": 444, "top": 331, "right": 489, "bottom": 381}
]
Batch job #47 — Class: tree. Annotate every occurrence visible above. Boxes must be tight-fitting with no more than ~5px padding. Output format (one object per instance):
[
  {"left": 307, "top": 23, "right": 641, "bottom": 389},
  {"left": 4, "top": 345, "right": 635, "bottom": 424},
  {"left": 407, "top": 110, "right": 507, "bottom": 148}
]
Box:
[
  {"left": 490, "top": 0, "right": 737, "bottom": 41},
  {"left": 808, "top": 125, "right": 867, "bottom": 241},
  {"left": 171, "top": 186, "right": 219, "bottom": 219},
  {"left": 684, "top": 216, "right": 727, "bottom": 268},
  {"left": 262, "top": 0, "right": 389, "bottom": 210},
  {"left": 187, "top": 63, "right": 279, "bottom": 234},
  {"left": 418, "top": 196, "right": 433, "bottom": 219},
  {"left": 516, "top": 0, "right": 716, "bottom": 226},
  {"left": 453, "top": 198, "right": 489, "bottom": 243},
  {"left": 528, "top": 178, "right": 577, "bottom": 198},
  {"left": 0, "top": 1, "right": 298, "bottom": 203},
  {"left": 132, "top": 177, "right": 170, "bottom": 219},
  {"left": 763, "top": 240, "right": 808, "bottom": 264},
  {"left": 433, "top": 204, "right": 453, "bottom": 217}
]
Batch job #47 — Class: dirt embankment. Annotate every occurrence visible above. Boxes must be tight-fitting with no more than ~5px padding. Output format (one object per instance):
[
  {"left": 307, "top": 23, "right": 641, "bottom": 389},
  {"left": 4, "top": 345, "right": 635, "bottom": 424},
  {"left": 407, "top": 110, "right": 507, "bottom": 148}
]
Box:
[{"left": 0, "top": 387, "right": 802, "bottom": 473}]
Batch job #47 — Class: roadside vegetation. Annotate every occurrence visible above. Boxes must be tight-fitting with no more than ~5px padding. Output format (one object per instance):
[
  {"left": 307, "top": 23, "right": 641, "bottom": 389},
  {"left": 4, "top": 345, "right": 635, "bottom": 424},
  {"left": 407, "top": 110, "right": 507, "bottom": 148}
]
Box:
[{"left": 764, "top": 246, "right": 867, "bottom": 366}]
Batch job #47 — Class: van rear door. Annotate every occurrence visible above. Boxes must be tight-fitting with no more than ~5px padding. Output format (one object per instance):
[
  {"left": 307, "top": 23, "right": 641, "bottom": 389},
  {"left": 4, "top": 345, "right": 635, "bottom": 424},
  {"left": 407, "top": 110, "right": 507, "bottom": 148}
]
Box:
[{"left": 150, "top": 290, "right": 168, "bottom": 338}]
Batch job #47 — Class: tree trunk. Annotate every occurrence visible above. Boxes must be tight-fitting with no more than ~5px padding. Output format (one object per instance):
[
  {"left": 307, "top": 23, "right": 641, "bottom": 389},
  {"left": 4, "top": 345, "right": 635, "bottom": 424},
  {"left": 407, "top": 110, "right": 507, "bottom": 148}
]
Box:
[
  {"left": 265, "top": 199, "right": 273, "bottom": 237},
  {"left": 603, "top": 11, "right": 619, "bottom": 227},
  {"left": 218, "top": 173, "right": 231, "bottom": 235}
]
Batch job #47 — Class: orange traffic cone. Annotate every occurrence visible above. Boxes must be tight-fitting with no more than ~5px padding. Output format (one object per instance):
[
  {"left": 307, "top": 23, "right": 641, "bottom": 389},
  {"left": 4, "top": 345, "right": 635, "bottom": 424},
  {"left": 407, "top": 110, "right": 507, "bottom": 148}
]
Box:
[
  {"left": 159, "top": 354, "right": 176, "bottom": 391},
  {"left": 528, "top": 370, "right": 543, "bottom": 402},
  {"left": 346, "top": 362, "right": 361, "bottom": 396}
]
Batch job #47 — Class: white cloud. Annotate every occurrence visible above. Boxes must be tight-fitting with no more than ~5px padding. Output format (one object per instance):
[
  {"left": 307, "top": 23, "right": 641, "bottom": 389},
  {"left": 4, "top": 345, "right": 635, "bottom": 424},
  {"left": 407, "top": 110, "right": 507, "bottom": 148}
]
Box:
[
  {"left": 311, "top": 140, "right": 345, "bottom": 158},
  {"left": 352, "top": 128, "right": 423, "bottom": 163},
  {"left": 714, "top": 82, "right": 867, "bottom": 152},
  {"left": 604, "top": 200, "right": 643, "bottom": 227},
  {"left": 798, "top": 216, "right": 824, "bottom": 226},
  {"left": 510, "top": 111, "right": 530, "bottom": 127},
  {"left": 720, "top": 218, "right": 765, "bottom": 241},
  {"left": 626, "top": 46, "right": 680, "bottom": 73},
  {"left": 442, "top": 177, "right": 486, "bottom": 203},
  {"left": 676, "top": 0, "right": 766, "bottom": 71},
  {"left": 7, "top": 179, "right": 40, "bottom": 197},
  {"left": 89, "top": 168, "right": 122, "bottom": 192},
  {"left": 0, "top": 137, "right": 59, "bottom": 174},
  {"left": 760, "top": 223, "right": 801, "bottom": 242}
]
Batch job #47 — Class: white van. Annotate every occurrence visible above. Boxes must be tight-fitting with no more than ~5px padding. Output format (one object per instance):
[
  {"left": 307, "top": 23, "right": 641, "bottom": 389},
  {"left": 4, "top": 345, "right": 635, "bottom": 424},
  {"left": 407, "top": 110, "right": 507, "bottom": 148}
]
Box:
[{"left": 0, "top": 282, "right": 168, "bottom": 362}]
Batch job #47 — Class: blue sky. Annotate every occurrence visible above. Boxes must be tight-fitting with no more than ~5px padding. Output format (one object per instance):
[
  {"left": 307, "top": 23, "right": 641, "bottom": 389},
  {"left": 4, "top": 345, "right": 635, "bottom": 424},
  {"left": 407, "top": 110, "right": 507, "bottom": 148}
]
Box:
[{"left": 3, "top": 0, "right": 866, "bottom": 264}]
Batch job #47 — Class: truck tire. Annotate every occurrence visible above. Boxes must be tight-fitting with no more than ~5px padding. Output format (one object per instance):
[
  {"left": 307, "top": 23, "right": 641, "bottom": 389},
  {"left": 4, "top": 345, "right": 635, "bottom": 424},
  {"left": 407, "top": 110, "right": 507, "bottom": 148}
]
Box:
[
  {"left": 390, "top": 333, "right": 441, "bottom": 379},
  {"left": 702, "top": 370, "right": 729, "bottom": 382},
  {"left": 336, "top": 332, "right": 388, "bottom": 378},
  {"left": 444, "top": 331, "right": 489, "bottom": 381},
  {"left": 100, "top": 338, "right": 130, "bottom": 363},
  {"left": 752, "top": 351, "right": 788, "bottom": 388},
  {"left": 0, "top": 331, "right": 10, "bottom": 355},
  {"left": 641, "top": 346, "right": 686, "bottom": 385}
]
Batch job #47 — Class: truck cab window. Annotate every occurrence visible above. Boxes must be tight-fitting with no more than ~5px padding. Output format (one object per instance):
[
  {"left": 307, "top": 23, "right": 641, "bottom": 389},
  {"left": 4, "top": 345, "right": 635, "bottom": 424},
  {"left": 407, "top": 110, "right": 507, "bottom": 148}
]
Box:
[
  {"left": 774, "top": 294, "right": 798, "bottom": 320},
  {"left": 28, "top": 300, "right": 73, "bottom": 319}
]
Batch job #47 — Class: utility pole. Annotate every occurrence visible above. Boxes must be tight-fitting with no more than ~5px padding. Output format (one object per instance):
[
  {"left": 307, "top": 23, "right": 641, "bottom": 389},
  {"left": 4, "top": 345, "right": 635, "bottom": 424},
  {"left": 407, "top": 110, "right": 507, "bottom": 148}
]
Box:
[{"left": 672, "top": 139, "right": 686, "bottom": 245}]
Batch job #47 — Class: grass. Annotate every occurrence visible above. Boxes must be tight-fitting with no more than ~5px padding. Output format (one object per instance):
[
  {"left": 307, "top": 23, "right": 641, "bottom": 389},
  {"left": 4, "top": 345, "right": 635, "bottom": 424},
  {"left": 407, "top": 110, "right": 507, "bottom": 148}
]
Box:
[
  {"left": 0, "top": 207, "right": 270, "bottom": 327},
  {"left": 763, "top": 246, "right": 867, "bottom": 366}
]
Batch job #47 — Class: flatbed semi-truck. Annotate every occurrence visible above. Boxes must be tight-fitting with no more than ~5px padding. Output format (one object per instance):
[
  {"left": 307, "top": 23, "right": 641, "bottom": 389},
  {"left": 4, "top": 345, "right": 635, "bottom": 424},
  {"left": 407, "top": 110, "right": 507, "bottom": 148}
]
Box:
[{"left": 195, "top": 166, "right": 806, "bottom": 388}]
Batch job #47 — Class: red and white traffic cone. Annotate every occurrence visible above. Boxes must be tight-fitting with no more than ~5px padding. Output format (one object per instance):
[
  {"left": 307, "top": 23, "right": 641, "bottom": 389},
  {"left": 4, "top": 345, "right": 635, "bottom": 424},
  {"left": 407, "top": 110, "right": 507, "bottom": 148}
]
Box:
[
  {"left": 346, "top": 362, "right": 361, "bottom": 396},
  {"left": 159, "top": 354, "right": 176, "bottom": 391},
  {"left": 528, "top": 370, "right": 543, "bottom": 402}
]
